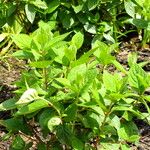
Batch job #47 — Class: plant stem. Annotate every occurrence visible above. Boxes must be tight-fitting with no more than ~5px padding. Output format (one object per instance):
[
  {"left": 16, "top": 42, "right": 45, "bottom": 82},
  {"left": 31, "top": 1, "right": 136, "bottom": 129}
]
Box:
[
  {"left": 100, "top": 102, "right": 114, "bottom": 131},
  {"left": 112, "top": 7, "right": 118, "bottom": 44},
  {"left": 43, "top": 68, "right": 48, "bottom": 90}
]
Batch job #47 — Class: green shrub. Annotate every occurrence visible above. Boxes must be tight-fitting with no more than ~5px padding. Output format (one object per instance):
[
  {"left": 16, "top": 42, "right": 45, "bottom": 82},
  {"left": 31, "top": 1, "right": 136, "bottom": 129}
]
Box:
[{"left": 0, "top": 22, "right": 149, "bottom": 149}]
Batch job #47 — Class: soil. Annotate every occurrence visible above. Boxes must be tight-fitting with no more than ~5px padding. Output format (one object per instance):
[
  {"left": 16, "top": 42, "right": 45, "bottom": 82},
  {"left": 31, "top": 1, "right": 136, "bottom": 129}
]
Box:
[{"left": 0, "top": 40, "right": 150, "bottom": 149}]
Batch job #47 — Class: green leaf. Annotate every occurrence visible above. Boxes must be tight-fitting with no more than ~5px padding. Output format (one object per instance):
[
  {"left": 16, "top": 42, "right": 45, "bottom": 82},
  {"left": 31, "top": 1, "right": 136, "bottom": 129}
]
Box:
[
  {"left": 102, "top": 125, "right": 117, "bottom": 135},
  {"left": 103, "top": 71, "right": 117, "bottom": 92},
  {"left": 25, "top": 4, "right": 36, "bottom": 23},
  {"left": 10, "top": 136, "right": 25, "bottom": 149},
  {"left": 71, "top": 32, "right": 84, "bottom": 49},
  {"left": 15, "top": 88, "right": 38, "bottom": 105},
  {"left": 112, "top": 60, "right": 127, "bottom": 74},
  {"left": 71, "top": 46, "right": 98, "bottom": 67},
  {"left": 88, "top": 0, "right": 100, "bottom": 11},
  {"left": 0, "top": 118, "right": 30, "bottom": 134},
  {"left": 55, "top": 78, "right": 72, "bottom": 89},
  {"left": 64, "top": 103, "right": 78, "bottom": 122},
  {"left": 0, "top": 98, "right": 17, "bottom": 111},
  {"left": 59, "top": 10, "right": 75, "bottom": 28},
  {"left": 112, "top": 105, "right": 144, "bottom": 118},
  {"left": 72, "top": 4, "right": 83, "bottom": 13},
  {"left": 71, "top": 136, "right": 84, "bottom": 150},
  {"left": 143, "top": 95, "right": 150, "bottom": 102},
  {"left": 127, "top": 52, "right": 137, "bottom": 67},
  {"left": 0, "top": 33, "right": 8, "bottom": 42},
  {"left": 37, "top": 143, "right": 47, "bottom": 150},
  {"left": 31, "top": 0, "right": 48, "bottom": 9},
  {"left": 47, "top": 116, "right": 62, "bottom": 131},
  {"left": 128, "top": 63, "right": 149, "bottom": 93},
  {"left": 68, "top": 64, "right": 87, "bottom": 82},
  {"left": 78, "top": 102, "right": 105, "bottom": 119},
  {"left": 100, "top": 143, "right": 120, "bottom": 150},
  {"left": 118, "top": 121, "right": 140, "bottom": 142},
  {"left": 124, "top": 0, "right": 135, "bottom": 18},
  {"left": 12, "top": 50, "right": 33, "bottom": 59},
  {"left": 15, "top": 99, "right": 49, "bottom": 116},
  {"left": 91, "top": 83, "right": 107, "bottom": 111},
  {"left": 93, "top": 41, "right": 115, "bottom": 65},
  {"left": 29, "top": 61, "right": 52, "bottom": 68},
  {"left": 39, "top": 109, "right": 56, "bottom": 131},
  {"left": 127, "top": 19, "right": 149, "bottom": 29},
  {"left": 121, "top": 144, "right": 131, "bottom": 150},
  {"left": 12, "top": 34, "right": 32, "bottom": 49},
  {"left": 45, "top": 32, "right": 70, "bottom": 49},
  {"left": 56, "top": 125, "right": 84, "bottom": 149},
  {"left": 32, "top": 27, "right": 51, "bottom": 49},
  {"left": 81, "top": 111, "right": 102, "bottom": 132},
  {"left": 64, "top": 45, "right": 77, "bottom": 62},
  {"left": 80, "top": 68, "right": 97, "bottom": 94},
  {"left": 55, "top": 125, "right": 72, "bottom": 145},
  {"left": 109, "top": 115, "right": 120, "bottom": 130},
  {"left": 46, "top": 0, "right": 60, "bottom": 13},
  {"left": 84, "top": 23, "right": 97, "bottom": 34},
  {"left": 10, "top": 135, "right": 25, "bottom": 150}
]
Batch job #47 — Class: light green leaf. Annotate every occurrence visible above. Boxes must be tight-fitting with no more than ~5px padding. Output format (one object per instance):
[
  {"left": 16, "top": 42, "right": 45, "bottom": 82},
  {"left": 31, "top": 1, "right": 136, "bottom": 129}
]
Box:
[
  {"left": 118, "top": 121, "right": 140, "bottom": 142},
  {"left": 25, "top": 4, "right": 36, "bottom": 23},
  {"left": 67, "top": 64, "right": 87, "bottom": 82},
  {"left": 112, "top": 60, "right": 127, "bottom": 74},
  {"left": 143, "top": 95, "right": 150, "bottom": 102},
  {"left": 80, "top": 68, "right": 97, "bottom": 94},
  {"left": 121, "top": 144, "right": 131, "bottom": 150},
  {"left": 65, "top": 45, "right": 77, "bottom": 61},
  {"left": 72, "top": 4, "right": 83, "bottom": 13},
  {"left": 12, "top": 34, "right": 32, "bottom": 49},
  {"left": 16, "top": 88, "right": 38, "bottom": 105},
  {"left": 91, "top": 83, "right": 107, "bottom": 111},
  {"left": 127, "top": 52, "right": 137, "bottom": 67},
  {"left": 84, "top": 24, "right": 97, "bottom": 34},
  {"left": 45, "top": 32, "right": 70, "bottom": 49},
  {"left": 29, "top": 61, "right": 52, "bottom": 68},
  {"left": 78, "top": 102, "right": 105, "bottom": 118},
  {"left": 103, "top": 71, "right": 117, "bottom": 92},
  {"left": 12, "top": 50, "right": 33, "bottom": 59},
  {"left": 71, "top": 46, "right": 98, "bottom": 67},
  {"left": 32, "top": 0, "right": 48, "bottom": 9},
  {"left": 39, "top": 109, "right": 55, "bottom": 131},
  {"left": 128, "top": 63, "right": 149, "bottom": 93},
  {"left": 100, "top": 143, "right": 120, "bottom": 150},
  {"left": 47, "top": 116, "right": 62, "bottom": 131},
  {"left": 0, "top": 33, "right": 8, "bottom": 42},
  {"left": 109, "top": 115, "right": 120, "bottom": 130},
  {"left": 93, "top": 41, "right": 115, "bottom": 65},
  {"left": 55, "top": 78, "right": 71, "bottom": 88},
  {"left": 15, "top": 99, "right": 49, "bottom": 116},
  {"left": 71, "top": 32, "right": 84, "bottom": 49},
  {"left": 124, "top": 0, "right": 135, "bottom": 18},
  {"left": 88, "top": 0, "right": 100, "bottom": 11}
]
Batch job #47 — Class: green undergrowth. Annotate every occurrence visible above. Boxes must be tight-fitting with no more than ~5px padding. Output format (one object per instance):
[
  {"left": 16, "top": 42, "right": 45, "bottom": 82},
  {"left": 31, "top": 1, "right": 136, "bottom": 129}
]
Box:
[{"left": 0, "top": 22, "right": 150, "bottom": 150}]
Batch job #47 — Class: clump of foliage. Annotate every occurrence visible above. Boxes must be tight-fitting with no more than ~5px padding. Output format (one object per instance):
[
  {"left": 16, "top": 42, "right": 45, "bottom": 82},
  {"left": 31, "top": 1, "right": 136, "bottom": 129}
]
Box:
[
  {"left": 0, "top": 22, "right": 150, "bottom": 149},
  {"left": 1, "top": 0, "right": 150, "bottom": 55}
]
